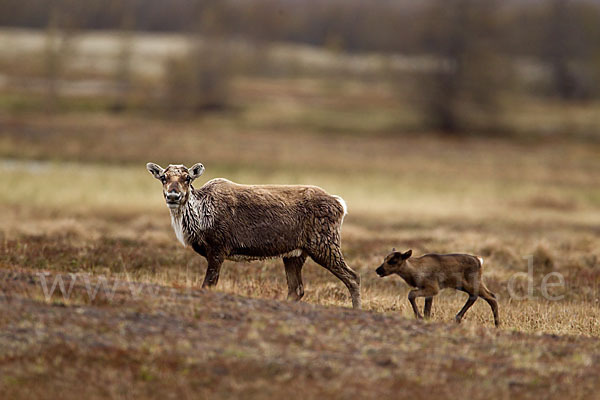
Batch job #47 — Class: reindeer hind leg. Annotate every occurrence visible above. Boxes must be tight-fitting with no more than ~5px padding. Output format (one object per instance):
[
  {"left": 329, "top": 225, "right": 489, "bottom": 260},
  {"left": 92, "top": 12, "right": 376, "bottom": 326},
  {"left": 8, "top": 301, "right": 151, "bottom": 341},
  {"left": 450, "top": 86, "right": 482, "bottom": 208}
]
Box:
[
  {"left": 308, "top": 244, "right": 361, "bottom": 309},
  {"left": 455, "top": 293, "right": 477, "bottom": 323},
  {"left": 283, "top": 254, "right": 307, "bottom": 301},
  {"left": 478, "top": 285, "right": 500, "bottom": 327}
]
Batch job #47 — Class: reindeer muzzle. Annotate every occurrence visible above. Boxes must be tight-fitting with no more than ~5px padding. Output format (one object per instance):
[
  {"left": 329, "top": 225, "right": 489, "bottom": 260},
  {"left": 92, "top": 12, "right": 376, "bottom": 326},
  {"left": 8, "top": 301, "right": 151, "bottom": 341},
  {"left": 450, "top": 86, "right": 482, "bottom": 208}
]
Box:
[{"left": 165, "top": 191, "right": 182, "bottom": 207}]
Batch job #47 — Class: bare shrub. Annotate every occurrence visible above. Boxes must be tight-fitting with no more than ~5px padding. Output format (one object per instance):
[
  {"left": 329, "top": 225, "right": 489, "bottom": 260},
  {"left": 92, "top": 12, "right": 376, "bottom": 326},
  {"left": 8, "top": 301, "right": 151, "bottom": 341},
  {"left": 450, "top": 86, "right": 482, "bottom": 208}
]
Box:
[
  {"left": 479, "top": 242, "right": 520, "bottom": 271},
  {"left": 110, "top": 2, "right": 135, "bottom": 113},
  {"left": 43, "top": 1, "right": 79, "bottom": 112},
  {"left": 161, "top": 38, "right": 232, "bottom": 115},
  {"left": 533, "top": 244, "right": 555, "bottom": 273},
  {"left": 414, "top": 0, "right": 507, "bottom": 134}
]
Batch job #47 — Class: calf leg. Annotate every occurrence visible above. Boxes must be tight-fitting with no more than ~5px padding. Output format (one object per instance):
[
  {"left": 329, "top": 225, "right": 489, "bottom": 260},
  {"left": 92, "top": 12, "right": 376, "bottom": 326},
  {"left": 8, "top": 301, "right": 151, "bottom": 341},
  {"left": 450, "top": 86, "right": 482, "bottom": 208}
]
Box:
[
  {"left": 202, "top": 252, "right": 224, "bottom": 288},
  {"left": 479, "top": 287, "right": 500, "bottom": 327},
  {"left": 408, "top": 287, "right": 439, "bottom": 320},
  {"left": 308, "top": 245, "right": 361, "bottom": 309},
  {"left": 424, "top": 296, "right": 433, "bottom": 319},
  {"left": 283, "top": 254, "right": 307, "bottom": 301},
  {"left": 455, "top": 294, "right": 478, "bottom": 323}
]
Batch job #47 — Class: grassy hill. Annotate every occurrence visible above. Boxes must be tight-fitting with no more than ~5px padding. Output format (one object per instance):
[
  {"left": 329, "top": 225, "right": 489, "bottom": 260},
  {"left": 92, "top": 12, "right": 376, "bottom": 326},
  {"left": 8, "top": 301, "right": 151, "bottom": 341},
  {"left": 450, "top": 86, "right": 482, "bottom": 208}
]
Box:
[{"left": 2, "top": 268, "right": 599, "bottom": 400}]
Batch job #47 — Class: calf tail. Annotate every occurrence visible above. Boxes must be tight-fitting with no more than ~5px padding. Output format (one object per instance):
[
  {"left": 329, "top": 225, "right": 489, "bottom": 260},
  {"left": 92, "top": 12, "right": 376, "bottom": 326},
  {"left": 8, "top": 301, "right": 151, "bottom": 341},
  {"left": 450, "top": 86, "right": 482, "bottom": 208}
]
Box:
[{"left": 476, "top": 256, "right": 496, "bottom": 298}]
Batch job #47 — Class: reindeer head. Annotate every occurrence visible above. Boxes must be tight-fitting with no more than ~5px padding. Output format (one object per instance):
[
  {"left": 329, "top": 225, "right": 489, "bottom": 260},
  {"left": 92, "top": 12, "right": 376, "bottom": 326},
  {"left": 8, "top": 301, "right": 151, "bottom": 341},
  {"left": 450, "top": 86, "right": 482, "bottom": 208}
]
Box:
[
  {"left": 146, "top": 162, "right": 205, "bottom": 210},
  {"left": 376, "top": 249, "right": 412, "bottom": 277}
]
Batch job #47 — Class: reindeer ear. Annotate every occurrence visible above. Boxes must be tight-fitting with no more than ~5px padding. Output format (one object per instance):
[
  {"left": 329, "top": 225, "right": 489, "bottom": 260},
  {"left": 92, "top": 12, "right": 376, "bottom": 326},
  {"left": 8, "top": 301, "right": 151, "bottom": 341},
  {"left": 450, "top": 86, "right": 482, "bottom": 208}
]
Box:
[
  {"left": 188, "top": 163, "right": 205, "bottom": 181},
  {"left": 402, "top": 249, "right": 413, "bottom": 259},
  {"left": 146, "top": 162, "right": 164, "bottom": 180}
]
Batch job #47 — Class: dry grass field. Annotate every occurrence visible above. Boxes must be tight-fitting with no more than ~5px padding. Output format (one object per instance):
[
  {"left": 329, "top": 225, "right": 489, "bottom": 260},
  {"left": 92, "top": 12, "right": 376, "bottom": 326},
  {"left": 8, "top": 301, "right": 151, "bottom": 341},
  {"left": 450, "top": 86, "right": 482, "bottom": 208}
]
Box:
[{"left": 1, "top": 28, "right": 600, "bottom": 399}]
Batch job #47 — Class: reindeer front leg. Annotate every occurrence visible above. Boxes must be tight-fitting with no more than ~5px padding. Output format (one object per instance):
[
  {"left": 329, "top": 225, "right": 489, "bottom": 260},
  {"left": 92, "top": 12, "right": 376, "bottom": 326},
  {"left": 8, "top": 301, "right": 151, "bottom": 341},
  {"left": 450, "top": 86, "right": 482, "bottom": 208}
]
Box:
[
  {"left": 408, "top": 287, "right": 438, "bottom": 319},
  {"left": 202, "top": 251, "right": 224, "bottom": 288},
  {"left": 424, "top": 296, "right": 433, "bottom": 319}
]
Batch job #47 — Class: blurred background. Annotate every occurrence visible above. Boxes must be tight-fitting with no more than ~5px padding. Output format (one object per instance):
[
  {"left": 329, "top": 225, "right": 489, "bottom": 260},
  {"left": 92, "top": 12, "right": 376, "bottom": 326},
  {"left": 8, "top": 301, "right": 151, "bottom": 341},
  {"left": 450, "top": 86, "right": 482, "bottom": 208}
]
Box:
[
  {"left": 2, "top": 0, "right": 600, "bottom": 135},
  {"left": 0, "top": 0, "right": 599, "bottom": 333}
]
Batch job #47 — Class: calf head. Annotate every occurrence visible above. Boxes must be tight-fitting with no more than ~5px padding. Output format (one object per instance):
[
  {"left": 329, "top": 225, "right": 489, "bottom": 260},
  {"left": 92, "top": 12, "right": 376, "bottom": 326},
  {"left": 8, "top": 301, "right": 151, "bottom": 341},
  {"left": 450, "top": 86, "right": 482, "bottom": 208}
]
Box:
[
  {"left": 146, "top": 162, "right": 205, "bottom": 210},
  {"left": 376, "top": 249, "right": 412, "bottom": 277}
]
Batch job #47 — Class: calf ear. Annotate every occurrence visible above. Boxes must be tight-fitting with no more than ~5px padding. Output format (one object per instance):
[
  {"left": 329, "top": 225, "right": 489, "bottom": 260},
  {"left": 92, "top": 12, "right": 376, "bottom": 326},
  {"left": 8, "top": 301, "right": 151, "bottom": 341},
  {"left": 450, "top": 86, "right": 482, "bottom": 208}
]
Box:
[
  {"left": 146, "top": 162, "right": 164, "bottom": 180},
  {"left": 402, "top": 249, "right": 413, "bottom": 259},
  {"left": 387, "top": 253, "right": 400, "bottom": 265},
  {"left": 188, "top": 163, "right": 205, "bottom": 181}
]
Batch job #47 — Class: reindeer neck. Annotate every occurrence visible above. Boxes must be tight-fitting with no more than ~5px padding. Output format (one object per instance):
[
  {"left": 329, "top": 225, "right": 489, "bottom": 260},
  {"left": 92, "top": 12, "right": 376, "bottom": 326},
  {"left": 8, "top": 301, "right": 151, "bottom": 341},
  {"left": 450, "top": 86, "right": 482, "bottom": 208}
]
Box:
[
  {"left": 168, "top": 193, "right": 201, "bottom": 246},
  {"left": 397, "top": 260, "right": 417, "bottom": 280}
]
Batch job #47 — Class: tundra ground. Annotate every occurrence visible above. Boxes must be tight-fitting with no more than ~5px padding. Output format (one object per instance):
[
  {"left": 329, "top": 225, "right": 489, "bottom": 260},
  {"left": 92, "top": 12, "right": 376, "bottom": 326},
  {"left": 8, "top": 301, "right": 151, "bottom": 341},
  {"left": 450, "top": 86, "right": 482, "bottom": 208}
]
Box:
[
  {"left": 2, "top": 268, "right": 600, "bottom": 400},
  {"left": 0, "top": 110, "right": 599, "bottom": 398}
]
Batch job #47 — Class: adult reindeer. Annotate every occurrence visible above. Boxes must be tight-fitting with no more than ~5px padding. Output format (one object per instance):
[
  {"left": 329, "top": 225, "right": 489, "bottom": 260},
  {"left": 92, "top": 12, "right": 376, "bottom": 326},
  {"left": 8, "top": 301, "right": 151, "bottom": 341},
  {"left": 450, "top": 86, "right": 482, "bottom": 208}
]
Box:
[{"left": 146, "top": 162, "right": 361, "bottom": 309}]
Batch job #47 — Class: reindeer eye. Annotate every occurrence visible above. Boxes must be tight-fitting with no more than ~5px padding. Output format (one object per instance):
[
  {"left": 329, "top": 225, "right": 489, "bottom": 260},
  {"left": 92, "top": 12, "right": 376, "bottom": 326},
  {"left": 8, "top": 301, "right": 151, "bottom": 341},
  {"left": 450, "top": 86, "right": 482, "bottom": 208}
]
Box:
[
  {"left": 160, "top": 176, "right": 167, "bottom": 183},
  {"left": 388, "top": 257, "right": 398, "bottom": 265},
  {"left": 185, "top": 176, "right": 191, "bottom": 183}
]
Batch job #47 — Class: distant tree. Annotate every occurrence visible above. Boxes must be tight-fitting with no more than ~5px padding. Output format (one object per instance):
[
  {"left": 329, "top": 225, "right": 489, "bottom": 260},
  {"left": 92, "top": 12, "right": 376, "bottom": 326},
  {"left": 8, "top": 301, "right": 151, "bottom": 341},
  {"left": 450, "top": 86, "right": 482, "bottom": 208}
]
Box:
[
  {"left": 543, "top": 0, "right": 578, "bottom": 100},
  {"left": 43, "top": 0, "right": 79, "bottom": 113},
  {"left": 161, "top": 0, "right": 233, "bottom": 114},
  {"left": 540, "top": 0, "right": 600, "bottom": 100},
  {"left": 416, "top": 0, "right": 504, "bottom": 134},
  {"left": 111, "top": 0, "right": 135, "bottom": 112}
]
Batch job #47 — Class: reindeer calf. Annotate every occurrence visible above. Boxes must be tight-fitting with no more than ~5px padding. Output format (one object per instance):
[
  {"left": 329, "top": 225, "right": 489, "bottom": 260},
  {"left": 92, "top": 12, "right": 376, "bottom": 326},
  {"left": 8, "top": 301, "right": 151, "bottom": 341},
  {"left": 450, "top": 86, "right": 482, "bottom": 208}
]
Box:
[{"left": 375, "top": 250, "right": 499, "bottom": 326}]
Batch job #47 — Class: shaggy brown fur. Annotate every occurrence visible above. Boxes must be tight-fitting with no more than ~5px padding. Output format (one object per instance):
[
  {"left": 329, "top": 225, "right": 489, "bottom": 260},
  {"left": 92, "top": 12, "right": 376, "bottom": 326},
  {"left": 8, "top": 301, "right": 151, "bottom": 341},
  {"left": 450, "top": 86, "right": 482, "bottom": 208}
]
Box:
[
  {"left": 376, "top": 250, "right": 499, "bottom": 326},
  {"left": 146, "top": 162, "right": 361, "bottom": 308}
]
